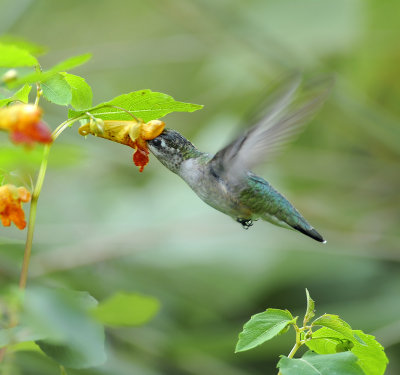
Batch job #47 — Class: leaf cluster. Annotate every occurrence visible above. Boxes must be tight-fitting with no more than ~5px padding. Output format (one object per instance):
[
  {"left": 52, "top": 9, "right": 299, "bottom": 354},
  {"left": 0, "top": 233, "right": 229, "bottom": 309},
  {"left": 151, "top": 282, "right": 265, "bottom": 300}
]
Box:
[
  {"left": 0, "top": 40, "right": 202, "bottom": 122},
  {"left": 235, "top": 289, "right": 388, "bottom": 375},
  {"left": 0, "top": 38, "right": 203, "bottom": 373}
]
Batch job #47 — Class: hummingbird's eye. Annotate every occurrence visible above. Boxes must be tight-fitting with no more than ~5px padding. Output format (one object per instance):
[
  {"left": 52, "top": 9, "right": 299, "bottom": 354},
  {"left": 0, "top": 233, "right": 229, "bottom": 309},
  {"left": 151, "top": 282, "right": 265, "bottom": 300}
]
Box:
[{"left": 152, "top": 138, "right": 162, "bottom": 147}]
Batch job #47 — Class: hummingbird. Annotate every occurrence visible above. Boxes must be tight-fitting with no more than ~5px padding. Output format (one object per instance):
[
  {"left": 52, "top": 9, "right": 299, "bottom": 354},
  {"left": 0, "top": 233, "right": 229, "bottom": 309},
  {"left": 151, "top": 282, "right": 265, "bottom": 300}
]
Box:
[{"left": 147, "top": 77, "right": 330, "bottom": 242}]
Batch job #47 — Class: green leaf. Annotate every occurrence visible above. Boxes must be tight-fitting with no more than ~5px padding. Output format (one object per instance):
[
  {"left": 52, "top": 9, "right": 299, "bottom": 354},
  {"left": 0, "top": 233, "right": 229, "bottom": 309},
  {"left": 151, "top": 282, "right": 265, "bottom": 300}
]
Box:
[
  {"left": 0, "top": 43, "right": 38, "bottom": 67},
  {"left": 304, "top": 288, "right": 315, "bottom": 324},
  {"left": 9, "top": 341, "right": 43, "bottom": 354},
  {"left": 0, "top": 83, "right": 31, "bottom": 107},
  {"left": 68, "top": 89, "right": 203, "bottom": 122},
  {"left": 61, "top": 73, "right": 93, "bottom": 110},
  {"left": 235, "top": 308, "right": 296, "bottom": 353},
  {"left": 0, "top": 326, "right": 46, "bottom": 348},
  {"left": 92, "top": 292, "right": 160, "bottom": 326},
  {"left": 9, "top": 53, "right": 92, "bottom": 88},
  {"left": 22, "top": 287, "right": 106, "bottom": 369},
  {"left": 306, "top": 328, "right": 388, "bottom": 375},
  {"left": 12, "top": 83, "right": 32, "bottom": 103},
  {"left": 0, "top": 36, "right": 46, "bottom": 56},
  {"left": 41, "top": 73, "right": 72, "bottom": 106},
  {"left": 278, "top": 350, "right": 365, "bottom": 375},
  {"left": 312, "top": 314, "right": 356, "bottom": 341},
  {"left": 49, "top": 53, "right": 91, "bottom": 73}
]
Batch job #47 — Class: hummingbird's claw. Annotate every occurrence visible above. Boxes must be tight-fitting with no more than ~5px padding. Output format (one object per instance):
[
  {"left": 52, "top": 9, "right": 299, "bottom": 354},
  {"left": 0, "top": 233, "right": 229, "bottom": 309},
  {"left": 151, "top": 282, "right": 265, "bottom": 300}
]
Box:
[{"left": 237, "top": 218, "right": 253, "bottom": 229}]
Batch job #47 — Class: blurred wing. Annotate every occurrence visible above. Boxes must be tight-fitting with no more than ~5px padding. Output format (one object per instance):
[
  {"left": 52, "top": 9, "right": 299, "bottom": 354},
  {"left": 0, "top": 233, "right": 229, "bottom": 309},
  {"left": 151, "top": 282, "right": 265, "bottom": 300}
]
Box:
[{"left": 210, "top": 75, "right": 333, "bottom": 182}]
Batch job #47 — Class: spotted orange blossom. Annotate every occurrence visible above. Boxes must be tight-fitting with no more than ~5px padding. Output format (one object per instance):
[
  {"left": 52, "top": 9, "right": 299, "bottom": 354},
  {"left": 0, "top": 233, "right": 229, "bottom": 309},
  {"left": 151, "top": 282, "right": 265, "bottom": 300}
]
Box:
[
  {"left": 0, "top": 184, "right": 31, "bottom": 230},
  {"left": 0, "top": 103, "right": 52, "bottom": 146},
  {"left": 79, "top": 118, "right": 165, "bottom": 171}
]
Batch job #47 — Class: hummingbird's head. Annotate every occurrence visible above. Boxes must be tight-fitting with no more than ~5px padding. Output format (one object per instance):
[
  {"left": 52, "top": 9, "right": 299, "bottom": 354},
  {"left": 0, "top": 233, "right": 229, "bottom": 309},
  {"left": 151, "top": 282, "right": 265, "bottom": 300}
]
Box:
[{"left": 147, "top": 128, "right": 201, "bottom": 174}]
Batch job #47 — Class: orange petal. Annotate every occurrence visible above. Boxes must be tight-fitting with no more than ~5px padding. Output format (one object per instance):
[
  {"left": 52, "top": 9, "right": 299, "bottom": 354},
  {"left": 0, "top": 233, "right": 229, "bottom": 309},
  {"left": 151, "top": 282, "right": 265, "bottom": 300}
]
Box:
[
  {"left": 0, "top": 104, "right": 52, "bottom": 146},
  {"left": 78, "top": 118, "right": 164, "bottom": 171},
  {"left": 8, "top": 205, "right": 27, "bottom": 229},
  {"left": 0, "top": 184, "right": 31, "bottom": 230},
  {"left": 17, "top": 187, "right": 31, "bottom": 202},
  {"left": 1, "top": 214, "right": 11, "bottom": 227},
  {"left": 141, "top": 120, "right": 165, "bottom": 140},
  {"left": 133, "top": 146, "right": 149, "bottom": 172}
]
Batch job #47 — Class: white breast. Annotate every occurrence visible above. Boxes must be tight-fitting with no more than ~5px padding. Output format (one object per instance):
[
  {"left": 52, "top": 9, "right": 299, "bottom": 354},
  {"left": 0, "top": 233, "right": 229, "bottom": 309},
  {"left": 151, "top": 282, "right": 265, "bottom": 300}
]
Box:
[{"left": 179, "top": 158, "right": 241, "bottom": 217}]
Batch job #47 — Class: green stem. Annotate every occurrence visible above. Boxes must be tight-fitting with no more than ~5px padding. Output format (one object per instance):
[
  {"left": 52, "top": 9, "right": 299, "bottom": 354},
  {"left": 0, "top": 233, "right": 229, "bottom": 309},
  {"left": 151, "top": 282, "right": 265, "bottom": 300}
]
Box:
[
  {"left": 34, "top": 65, "right": 42, "bottom": 107},
  {"left": 53, "top": 116, "right": 86, "bottom": 140},
  {"left": 19, "top": 144, "right": 50, "bottom": 289},
  {"left": 277, "top": 325, "right": 303, "bottom": 375},
  {"left": 18, "top": 115, "right": 85, "bottom": 290},
  {"left": 34, "top": 83, "right": 42, "bottom": 107}
]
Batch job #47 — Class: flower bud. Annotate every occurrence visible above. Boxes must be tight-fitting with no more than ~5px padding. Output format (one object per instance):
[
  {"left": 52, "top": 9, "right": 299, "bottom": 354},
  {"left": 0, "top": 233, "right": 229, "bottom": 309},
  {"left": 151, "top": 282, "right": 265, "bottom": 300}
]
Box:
[
  {"left": 89, "top": 118, "right": 105, "bottom": 136},
  {"left": 1, "top": 69, "right": 18, "bottom": 83}
]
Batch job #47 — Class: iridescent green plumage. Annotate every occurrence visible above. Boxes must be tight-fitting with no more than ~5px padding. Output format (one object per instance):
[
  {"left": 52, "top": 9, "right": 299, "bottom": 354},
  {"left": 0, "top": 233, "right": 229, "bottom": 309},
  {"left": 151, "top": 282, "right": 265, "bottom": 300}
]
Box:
[{"left": 147, "top": 76, "right": 331, "bottom": 243}]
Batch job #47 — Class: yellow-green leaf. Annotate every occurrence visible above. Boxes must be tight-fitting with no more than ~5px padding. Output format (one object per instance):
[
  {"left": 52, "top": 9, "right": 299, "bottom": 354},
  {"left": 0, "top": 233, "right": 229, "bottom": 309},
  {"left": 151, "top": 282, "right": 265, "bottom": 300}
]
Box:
[
  {"left": 92, "top": 292, "right": 160, "bottom": 326},
  {"left": 61, "top": 73, "right": 93, "bottom": 110},
  {"left": 69, "top": 89, "right": 203, "bottom": 122},
  {"left": 0, "top": 43, "right": 38, "bottom": 67},
  {"left": 235, "top": 309, "right": 296, "bottom": 353}
]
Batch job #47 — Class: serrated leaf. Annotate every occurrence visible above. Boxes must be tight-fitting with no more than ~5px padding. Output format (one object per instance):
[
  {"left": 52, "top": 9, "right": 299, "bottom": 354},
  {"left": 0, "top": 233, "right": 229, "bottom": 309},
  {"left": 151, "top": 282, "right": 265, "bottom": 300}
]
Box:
[
  {"left": 9, "top": 53, "right": 92, "bottom": 88},
  {"left": 41, "top": 73, "right": 72, "bottom": 106},
  {"left": 235, "top": 309, "right": 295, "bottom": 353},
  {"left": 306, "top": 327, "right": 388, "bottom": 375},
  {"left": 278, "top": 350, "right": 365, "bottom": 375},
  {"left": 50, "top": 53, "right": 91, "bottom": 73},
  {"left": 0, "top": 83, "right": 31, "bottom": 107},
  {"left": 312, "top": 314, "right": 355, "bottom": 341},
  {"left": 304, "top": 288, "right": 315, "bottom": 324},
  {"left": 22, "top": 287, "right": 106, "bottom": 369},
  {"left": 0, "top": 43, "right": 38, "bottom": 67},
  {"left": 92, "top": 292, "right": 160, "bottom": 326},
  {"left": 12, "top": 83, "right": 32, "bottom": 102},
  {"left": 68, "top": 90, "right": 203, "bottom": 122},
  {"left": 61, "top": 73, "right": 92, "bottom": 110}
]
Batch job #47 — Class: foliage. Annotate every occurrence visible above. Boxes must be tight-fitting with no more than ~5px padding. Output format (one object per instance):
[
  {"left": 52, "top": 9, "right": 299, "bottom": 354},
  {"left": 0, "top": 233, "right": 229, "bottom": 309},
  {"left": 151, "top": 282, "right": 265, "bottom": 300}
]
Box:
[
  {"left": 236, "top": 290, "right": 388, "bottom": 375},
  {"left": 0, "top": 1, "right": 399, "bottom": 373},
  {"left": 0, "top": 39, "right": 201, "bottom": 373}
]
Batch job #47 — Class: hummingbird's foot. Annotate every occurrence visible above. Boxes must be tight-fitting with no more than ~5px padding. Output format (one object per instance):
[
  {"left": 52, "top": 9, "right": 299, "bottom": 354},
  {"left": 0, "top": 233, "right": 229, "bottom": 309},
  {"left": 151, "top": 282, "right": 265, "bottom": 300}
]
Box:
[{"left": 237, "top": 218, "right": 253, "bottom": 229}]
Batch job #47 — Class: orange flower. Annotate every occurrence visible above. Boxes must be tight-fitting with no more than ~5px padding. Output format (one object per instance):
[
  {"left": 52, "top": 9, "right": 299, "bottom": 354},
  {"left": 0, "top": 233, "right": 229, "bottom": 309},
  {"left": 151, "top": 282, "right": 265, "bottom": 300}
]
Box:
[
  {"left": 79, "top": 118, "right": 165, "bottom": 172},
  {"left": 0, "top": 184, "right": 31, "bottom": 230},
  {"left": 0, "top": 104, "right": 53, "bottom": 146}
]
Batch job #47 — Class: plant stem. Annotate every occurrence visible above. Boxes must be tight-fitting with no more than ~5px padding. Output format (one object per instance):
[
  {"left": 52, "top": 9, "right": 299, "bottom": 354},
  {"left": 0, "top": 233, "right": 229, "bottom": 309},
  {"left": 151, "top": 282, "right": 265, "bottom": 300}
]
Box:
[
  {"left": 53, "top": 116, "right": 86, "bottom": 140},
  {"left": 18, "top": 115, "right": 84, "bottom": 290},
  {"left": 19, "top": 144, "right": 50, "bottom": 289},
  {"left": 277, "top": 325, "right": 303, "bottom": 375},
  {"left": 34, "top": 83, "right": 42, "bottom": 107}
]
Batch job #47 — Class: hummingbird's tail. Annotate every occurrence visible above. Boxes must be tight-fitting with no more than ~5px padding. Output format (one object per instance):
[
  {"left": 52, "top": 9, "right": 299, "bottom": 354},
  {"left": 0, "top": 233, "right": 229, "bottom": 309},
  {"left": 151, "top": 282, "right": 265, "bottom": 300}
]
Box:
[{"left": 290, "top": 223, "right": 326, "bottom": 243}]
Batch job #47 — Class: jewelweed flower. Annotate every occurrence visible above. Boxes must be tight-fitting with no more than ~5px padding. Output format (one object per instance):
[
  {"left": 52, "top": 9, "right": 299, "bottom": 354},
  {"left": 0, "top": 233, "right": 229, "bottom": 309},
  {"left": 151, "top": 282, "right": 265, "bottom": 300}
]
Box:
[
  {"left": 0, "top": 104, "right": 53, "bottom": 146},
  {"left": 0, "top": 184, "right": 31, "bottom": 230},
  {"left": 79, "top": 118, "right": 165, "bottom": 172}
]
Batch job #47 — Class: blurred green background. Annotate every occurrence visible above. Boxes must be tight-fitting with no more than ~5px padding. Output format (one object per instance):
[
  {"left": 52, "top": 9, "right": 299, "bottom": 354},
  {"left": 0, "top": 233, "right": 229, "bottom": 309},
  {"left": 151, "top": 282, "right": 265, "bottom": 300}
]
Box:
[{"left": 1, "top": 0, "right": 399, "bottom": 374}]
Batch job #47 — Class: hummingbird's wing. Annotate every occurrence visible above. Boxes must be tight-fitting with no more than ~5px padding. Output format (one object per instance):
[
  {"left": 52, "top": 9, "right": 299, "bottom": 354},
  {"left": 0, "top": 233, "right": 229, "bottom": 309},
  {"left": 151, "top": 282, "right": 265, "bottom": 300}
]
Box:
[{"left": 209, "top": 75, "right": 333, "bottom": 182}]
